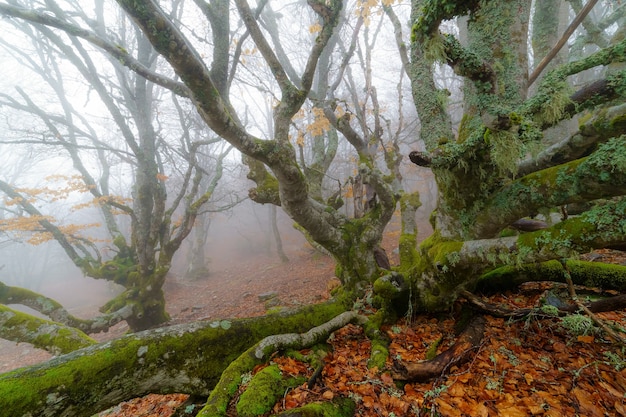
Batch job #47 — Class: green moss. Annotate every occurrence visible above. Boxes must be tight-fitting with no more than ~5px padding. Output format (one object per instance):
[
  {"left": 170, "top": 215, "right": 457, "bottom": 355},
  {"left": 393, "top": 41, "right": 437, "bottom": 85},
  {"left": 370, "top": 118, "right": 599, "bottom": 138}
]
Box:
[
  {"left": 275, "top": 397, "right": 356, "bottom": 417},
  {"left": 427, "top": 241, "right": 463, "bottom": 267},
  {"left": 1, "top": 300, "right": 350, "bottom": 417},
  {"left": 0, "top": 305, "right": 95, "bottom": 355},
  {"left": 368, "top": 338, "right": 389, "bottom": 371},
  {"left": 236, "top": 364, "right": 305, "bottom": 417},
  {"left": 373, "top": 277, "right": 401, "bottom": 300},
  {"left": 476, "top": 260, "right": 626, "bottom": 293},
  {"left": 425, "top": 336, "right": 442, "bottom": 360}
]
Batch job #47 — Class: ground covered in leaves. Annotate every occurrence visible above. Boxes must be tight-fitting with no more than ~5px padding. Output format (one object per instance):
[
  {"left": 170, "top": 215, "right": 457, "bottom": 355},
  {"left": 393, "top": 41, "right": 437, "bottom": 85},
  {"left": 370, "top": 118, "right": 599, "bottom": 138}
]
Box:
[
  {"left": 93, "top": 284, "right": 626, "bottom": 417},
  {"left": 2, "top": 217, "right": 626, "bottom": 416},
  {"left": 94, "top": 252, "right": 626, "bottom": 417}
]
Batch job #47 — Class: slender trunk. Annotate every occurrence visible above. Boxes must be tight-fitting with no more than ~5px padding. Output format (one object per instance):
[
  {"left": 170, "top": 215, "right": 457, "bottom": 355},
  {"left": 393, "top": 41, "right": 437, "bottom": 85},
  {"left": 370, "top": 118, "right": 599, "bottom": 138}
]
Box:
[{"left": 270, "top": 205, "right": 289, "bottom": 263}]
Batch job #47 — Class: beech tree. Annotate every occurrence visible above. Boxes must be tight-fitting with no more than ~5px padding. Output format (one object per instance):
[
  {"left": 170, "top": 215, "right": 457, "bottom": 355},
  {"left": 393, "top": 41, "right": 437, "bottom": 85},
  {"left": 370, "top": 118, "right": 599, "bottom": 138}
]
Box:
[
  {"left": 0, "top": 0, "right": 232, "bottom": 333},
  {"left": 1, "top": 0, "right": 626, "bottom": 416}
]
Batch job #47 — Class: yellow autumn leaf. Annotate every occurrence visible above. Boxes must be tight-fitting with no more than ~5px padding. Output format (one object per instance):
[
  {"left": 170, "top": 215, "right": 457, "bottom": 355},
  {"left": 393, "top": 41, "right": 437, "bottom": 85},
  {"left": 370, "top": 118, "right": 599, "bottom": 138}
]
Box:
[{"left": 309, "top": 23, "right": 322, "bottom": 33}]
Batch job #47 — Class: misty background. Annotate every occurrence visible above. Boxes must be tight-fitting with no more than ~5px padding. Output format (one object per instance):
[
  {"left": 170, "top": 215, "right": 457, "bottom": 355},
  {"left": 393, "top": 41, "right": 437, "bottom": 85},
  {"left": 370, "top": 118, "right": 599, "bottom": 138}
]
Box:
[{"left": 0, "top": 0, "right": 441, "bottom": 318}]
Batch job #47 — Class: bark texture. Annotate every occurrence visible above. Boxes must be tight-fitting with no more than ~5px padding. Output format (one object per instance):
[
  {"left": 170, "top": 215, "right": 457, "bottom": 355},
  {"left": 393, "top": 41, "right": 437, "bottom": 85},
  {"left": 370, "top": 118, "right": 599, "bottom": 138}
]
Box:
[{"left": 0, "top": 300, "right": 348, "bottom": 417}]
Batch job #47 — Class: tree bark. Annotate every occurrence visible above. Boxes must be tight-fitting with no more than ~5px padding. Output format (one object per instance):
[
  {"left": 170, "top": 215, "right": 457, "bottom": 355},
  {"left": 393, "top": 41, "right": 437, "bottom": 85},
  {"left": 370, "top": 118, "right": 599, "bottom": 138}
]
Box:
[{"left": 0, "top": 300, "right": 348, "bottom": 417}]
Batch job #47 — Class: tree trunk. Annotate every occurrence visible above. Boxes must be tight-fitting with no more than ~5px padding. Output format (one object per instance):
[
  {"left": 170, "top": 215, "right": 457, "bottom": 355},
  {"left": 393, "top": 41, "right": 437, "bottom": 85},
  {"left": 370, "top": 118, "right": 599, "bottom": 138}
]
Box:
[
  {"left": 270, "top": 205, "right": 289, "bottom": 263},
  {"left": 185, "top": 215, "right": 211, "bottom": 280}
]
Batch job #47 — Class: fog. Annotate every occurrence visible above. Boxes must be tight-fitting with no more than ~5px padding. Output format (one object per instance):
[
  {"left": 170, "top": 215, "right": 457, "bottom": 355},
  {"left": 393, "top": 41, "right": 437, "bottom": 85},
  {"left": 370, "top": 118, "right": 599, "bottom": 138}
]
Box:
[
  {"left": 0, "top": 0, "right": 440, "bottom": 323},
  {"left": 0, "top": 163, "right": 436, "bottom": 317}
]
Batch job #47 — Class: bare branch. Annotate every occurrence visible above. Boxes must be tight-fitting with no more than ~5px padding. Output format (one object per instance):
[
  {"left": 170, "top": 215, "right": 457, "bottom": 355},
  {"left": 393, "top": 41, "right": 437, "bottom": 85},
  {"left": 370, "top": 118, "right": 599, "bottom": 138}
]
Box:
[{"left": 0, "top": 3, "right": 190, "bottom": 97}]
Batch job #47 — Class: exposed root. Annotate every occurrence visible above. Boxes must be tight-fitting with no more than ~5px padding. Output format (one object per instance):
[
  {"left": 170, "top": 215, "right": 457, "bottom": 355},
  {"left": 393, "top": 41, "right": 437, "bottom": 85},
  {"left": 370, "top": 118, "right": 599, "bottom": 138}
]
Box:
[
  {"left": 391, "top": 315, "right": 485, "bottom": 382},
  {"left": 198, "top": 310, "right": 365, "bottom": 417}
]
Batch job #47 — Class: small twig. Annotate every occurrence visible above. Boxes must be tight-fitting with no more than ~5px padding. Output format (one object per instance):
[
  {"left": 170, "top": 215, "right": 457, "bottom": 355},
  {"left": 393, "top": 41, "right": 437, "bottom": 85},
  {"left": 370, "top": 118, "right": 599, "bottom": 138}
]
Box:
[{"left": 307, "top": 361, "right": 325, "bottom": 389}]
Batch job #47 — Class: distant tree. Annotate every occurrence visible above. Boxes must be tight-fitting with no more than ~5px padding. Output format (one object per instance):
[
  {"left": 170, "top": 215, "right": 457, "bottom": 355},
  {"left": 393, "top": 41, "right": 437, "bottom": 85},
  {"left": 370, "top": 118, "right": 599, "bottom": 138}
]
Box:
[
  {"left": 0, "top": 0, "right": 232, "bottom": 332},
  {"left": 1, "top": 0, "right": 626, "bottom": 416}
]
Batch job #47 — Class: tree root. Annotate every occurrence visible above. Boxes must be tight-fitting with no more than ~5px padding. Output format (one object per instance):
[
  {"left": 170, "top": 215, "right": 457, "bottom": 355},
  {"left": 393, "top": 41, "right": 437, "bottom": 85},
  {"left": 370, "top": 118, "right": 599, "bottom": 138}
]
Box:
[
  {"left": 197, "top": 311, "right": 365, "bottom": 417},
  {"left": 390, "top": 315, "right": 485, "bottom": 382}
]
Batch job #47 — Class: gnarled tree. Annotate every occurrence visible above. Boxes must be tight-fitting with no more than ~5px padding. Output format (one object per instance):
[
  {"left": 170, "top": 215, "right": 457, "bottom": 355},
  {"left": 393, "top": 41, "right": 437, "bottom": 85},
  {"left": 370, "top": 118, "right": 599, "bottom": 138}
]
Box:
[{"left": 1, "top": 0, "right": 626, "bottom": 416}]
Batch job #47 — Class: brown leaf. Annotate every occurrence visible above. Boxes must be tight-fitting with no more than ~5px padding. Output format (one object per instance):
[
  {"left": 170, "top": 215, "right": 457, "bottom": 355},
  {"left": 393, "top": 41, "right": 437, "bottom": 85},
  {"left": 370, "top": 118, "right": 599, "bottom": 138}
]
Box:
[{"left": 573, "top": 387, "right": 605, "bottom": 415}]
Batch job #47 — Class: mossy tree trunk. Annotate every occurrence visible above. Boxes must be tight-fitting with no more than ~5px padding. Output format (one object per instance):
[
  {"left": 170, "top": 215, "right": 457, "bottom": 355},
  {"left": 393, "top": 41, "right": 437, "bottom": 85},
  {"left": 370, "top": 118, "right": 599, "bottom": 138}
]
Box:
[
  {"left": 2, "top": 1, "right": 626, "bottom": 414},
  {"left": 402, "top": 0, "right": 626, "bottom": 312}
]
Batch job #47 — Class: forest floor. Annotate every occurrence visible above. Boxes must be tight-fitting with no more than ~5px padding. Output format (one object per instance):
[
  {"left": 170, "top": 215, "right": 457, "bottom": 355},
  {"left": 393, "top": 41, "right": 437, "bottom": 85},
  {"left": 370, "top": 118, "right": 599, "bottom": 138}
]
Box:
[{"left": 3, "top": 216, "right": 626, "bottom": 416}]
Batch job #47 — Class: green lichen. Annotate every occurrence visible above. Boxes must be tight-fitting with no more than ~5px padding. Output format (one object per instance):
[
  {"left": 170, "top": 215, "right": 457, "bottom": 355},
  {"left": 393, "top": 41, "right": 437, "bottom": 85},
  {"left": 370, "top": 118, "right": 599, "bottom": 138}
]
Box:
[{"left": 489, "top": 129, "right": 523, "bottom": 177}]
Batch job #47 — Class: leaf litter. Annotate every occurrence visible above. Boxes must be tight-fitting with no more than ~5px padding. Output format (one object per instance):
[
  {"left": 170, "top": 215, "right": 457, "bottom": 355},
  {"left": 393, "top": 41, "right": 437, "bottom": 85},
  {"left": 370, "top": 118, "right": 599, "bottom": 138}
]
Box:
[
  {"left": 92, "top": 249, "right": 626, "bottom": 416},
  {"left": 6, "top": 227, "right": 626, "bottom": 416}
]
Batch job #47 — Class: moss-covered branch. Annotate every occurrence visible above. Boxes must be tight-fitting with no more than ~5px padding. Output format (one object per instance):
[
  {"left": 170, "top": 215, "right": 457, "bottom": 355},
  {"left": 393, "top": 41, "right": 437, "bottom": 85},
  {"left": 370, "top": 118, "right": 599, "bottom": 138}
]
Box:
[
  {"left": 476, "top": 260, "right": 626, "bottom": 293},
  {"left": 472, "top": 137, "right": 626, "bottom": 238},
  {"left": 522, "top": 38, "right": 626, "bottom": 126},
  {"left": 518, "top": 102, "right": 626, "bottom": 176},
  {"left": 440, "top": 33, "right": 496, "bottom": 93},
  {"left": 0, "top": 305, "right": 95, "bottom": 355},
  {"left": 455, "top": 199, "right": 626, "bottom": 273},
  {"left": 0, "top": 281, "right": 133, "bottom": 334},
  {"left": 410, "top": 0, "right": 479, "bottom": 41},
  {"left": 0, "top": 300, "right": 348, "bottom": 417}
]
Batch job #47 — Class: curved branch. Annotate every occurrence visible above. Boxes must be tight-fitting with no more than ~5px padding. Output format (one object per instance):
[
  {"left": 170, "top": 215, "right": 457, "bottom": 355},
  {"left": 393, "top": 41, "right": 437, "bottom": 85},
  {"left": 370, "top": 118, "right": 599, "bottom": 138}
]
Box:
[
  {"left": 115, "top": 0, "right": 266, "bottom": 160},
  {"left": 0, "top": 281, "right": 133, "bottom": 334},
  {"left": 518, "top": 102, "right": 626, "bottom": 175},
  {"left": 522, "top": 37, "right": 626, "bottom": 123},
  {"left": 234, "top": 0, "right": 293, "bottom": 93},
  {"left": 456, "top": 199, "right": 626, "bottom": 272}
]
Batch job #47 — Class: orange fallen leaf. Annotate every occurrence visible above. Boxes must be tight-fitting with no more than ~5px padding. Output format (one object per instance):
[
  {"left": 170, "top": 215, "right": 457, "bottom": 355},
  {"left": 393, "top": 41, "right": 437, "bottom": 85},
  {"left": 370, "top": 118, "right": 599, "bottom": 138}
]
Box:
[
  {"left": 524, "top": 372, "right": 534, "bottom": 385},
  {"left": 362, "top": 395, "right": 375, "bottom": 408},
  {"left": 380, "top": 372, "right": 394, "bottom": 385},
  {"left": 496, "top": 405, "right": 528, "bottom": 417},
  {"left": 577, "top": 335, "right": 595, "bottom": 343}
]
